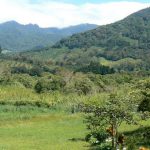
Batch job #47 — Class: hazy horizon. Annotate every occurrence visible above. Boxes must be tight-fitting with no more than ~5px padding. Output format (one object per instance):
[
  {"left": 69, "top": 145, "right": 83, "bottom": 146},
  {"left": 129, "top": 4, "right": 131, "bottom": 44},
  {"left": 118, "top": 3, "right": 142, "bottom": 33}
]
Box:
[{"left": 0, "top": 20, "right": 99, "bottom": 29}]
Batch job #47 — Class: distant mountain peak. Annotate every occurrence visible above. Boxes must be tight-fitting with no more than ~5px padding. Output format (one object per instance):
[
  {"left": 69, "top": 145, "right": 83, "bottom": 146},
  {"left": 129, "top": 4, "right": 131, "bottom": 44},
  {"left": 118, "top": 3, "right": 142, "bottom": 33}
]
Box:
[
  {"left": 26, "top": 23, "right": 39, "bottom": 28},
  {"left": 2, "top": 20, "right": 20, "bottom": 26},
  {"left": 0, "top": 21, "right": 98, "bottom": 51}
]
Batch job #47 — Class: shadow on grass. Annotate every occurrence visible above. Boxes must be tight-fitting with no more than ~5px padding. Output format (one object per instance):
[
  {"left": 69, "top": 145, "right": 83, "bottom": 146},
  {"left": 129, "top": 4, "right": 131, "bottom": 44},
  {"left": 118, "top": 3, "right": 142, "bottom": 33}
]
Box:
[
  {"left": 68, "top": 138, "right": 85, "bottom": 142},
  {"left": 69, "top": 138, "right": 108, "bottom": 150},
  {"left": 69, "top": 127, "right": 150, "bottom": 150},
  {"left": 124, "top": 126, "right": 150, "bottom": 136},
  {"left": 88, "top": 146, "right": 102, "bottom": 150},
  {"left": 68, "top": 138, "right": 94, "bottom": 150},
  {"left": 124, "top": 126, "right": 150, "bottom": 148}
]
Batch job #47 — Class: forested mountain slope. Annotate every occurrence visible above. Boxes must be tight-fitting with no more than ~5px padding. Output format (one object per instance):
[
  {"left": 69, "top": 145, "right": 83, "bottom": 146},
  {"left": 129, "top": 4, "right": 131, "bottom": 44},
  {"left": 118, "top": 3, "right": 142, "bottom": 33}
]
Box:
[
  {"left": 0, "top": 21, "right": 97, "bottom": 51},
  {"left": 54, "top": 7, "right": 150, "bottom": 61}
]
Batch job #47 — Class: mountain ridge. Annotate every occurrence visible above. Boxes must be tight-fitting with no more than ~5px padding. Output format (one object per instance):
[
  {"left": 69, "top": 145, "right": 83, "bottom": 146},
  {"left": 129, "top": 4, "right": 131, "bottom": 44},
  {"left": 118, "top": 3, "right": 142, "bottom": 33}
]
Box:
[{"left": 0, "top": 21, "right": 98, "bottom": 51}]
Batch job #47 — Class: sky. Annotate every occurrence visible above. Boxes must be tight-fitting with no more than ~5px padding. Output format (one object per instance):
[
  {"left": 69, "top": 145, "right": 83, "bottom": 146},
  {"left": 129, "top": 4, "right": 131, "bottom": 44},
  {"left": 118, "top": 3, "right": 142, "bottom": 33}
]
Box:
[{"left": 0, "top": 0, "right": 150, "bottom": 28}]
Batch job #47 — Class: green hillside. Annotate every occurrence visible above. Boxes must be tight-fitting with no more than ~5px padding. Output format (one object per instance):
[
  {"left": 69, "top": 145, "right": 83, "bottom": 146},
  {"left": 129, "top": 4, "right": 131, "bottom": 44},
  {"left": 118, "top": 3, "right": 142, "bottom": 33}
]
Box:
[
  {"left": 22, "top": 7, "right": 150, "bottom": 72},
  {"left": 54, "top": 7, "right": 150, "bottom": 63}
]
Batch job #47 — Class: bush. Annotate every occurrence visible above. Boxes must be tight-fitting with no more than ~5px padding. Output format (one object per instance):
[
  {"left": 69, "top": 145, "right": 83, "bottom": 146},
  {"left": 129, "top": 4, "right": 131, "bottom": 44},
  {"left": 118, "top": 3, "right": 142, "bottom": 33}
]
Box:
[
  {"left": 85, "top": 131, "right": 109, "bottom": 145},
  {"left": 11, "top": 66, "right": 29, "bottom": 74},
  {"left": 74, "top": 78, "right": 93, "bottom": 95},
  {"left": 35, "top": 77, "right": 66, "bottom": 93},
  {"left": 138, "top": 91, "right": 150, "bottom": 112},
  {"left": 12, "top": 74, "right": 35, "bottom": 88},
  {"left": 29, "top": 66, "right": 43, "bottom": 77},
  {"left": 0, "top": 75, "right": 12, "bottom": 85}
]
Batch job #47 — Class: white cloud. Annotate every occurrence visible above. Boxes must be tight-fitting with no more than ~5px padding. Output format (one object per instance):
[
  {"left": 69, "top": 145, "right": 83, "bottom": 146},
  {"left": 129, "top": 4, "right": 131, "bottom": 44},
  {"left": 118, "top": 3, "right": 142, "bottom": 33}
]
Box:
[{"left": 0, "top": 0, "right": 150, "bottom": 28}]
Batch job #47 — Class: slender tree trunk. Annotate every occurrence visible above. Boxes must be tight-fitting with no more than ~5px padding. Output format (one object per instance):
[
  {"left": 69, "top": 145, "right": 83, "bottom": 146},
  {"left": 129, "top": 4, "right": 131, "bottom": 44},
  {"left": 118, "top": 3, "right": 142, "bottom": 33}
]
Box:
[
  {"left": 111, "top": 124, "right": 115, "bottom": 149},
  {"left": 115, "top": 124, "right": 118, "bottom": 150}
]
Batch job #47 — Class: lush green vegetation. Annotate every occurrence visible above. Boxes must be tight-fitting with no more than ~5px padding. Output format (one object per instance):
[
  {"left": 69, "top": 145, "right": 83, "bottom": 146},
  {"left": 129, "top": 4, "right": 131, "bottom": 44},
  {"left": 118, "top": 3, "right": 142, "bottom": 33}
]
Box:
[
  {"left": 0, "top": 53, "right": 150, "bottom": 149},
  {"left": 52, "top": 7, "right": 150, "bottom": 70},
  {"left": 81, "top": 92, "right": 150, "bottom": 149},
  {"left": 54, "top": 8, "right": 150, "bottom": 58},
  {"left": 10, "top": 7, "right": 150, "bottom": 73},
  {"left": 0, "top": 7, "right": 150, "bottom": 150}
]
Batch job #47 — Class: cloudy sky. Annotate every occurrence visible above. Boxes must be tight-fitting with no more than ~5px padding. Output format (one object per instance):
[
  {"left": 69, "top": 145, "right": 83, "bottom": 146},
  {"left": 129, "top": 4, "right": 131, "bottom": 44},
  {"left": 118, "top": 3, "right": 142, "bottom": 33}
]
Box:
[{"left": 0, "top": 0, "right": 150, "bottom": 28}]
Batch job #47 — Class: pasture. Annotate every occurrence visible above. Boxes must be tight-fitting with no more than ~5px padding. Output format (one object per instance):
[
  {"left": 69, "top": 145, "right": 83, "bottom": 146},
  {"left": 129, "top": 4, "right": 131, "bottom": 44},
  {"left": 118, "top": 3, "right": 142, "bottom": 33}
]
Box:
[{"left": 0, "top": 107, "right": 89, "bottom": 150}]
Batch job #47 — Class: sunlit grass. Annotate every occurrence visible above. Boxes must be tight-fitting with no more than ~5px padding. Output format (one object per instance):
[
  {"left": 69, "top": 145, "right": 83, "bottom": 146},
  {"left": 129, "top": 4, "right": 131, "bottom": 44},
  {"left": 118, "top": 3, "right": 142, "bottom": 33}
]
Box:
[
  {"left": 0, "top": 111, "right": 89, "bottom": 150},
  {"left": 119, "top": 119, "right": 150, "bottom": 133}
]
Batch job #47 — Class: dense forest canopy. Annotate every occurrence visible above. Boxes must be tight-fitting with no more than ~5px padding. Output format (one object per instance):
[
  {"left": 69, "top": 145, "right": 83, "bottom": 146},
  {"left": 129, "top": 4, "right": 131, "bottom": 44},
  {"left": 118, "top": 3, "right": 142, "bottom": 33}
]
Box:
[{"left": 54, "top": 7, "right": 150, "bottom": 62}]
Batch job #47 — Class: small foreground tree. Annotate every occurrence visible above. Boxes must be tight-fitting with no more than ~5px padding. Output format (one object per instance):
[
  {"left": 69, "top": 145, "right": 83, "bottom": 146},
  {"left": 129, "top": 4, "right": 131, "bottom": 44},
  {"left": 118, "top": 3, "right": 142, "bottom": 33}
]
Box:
[{"left": 81, "top": 93, "right": 140, "bottom": 149}]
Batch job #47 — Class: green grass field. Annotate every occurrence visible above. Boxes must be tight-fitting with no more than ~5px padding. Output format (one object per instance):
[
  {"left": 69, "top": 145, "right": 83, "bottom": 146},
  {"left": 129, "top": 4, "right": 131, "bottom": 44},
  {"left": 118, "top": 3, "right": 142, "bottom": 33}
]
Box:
[{"left": 0, "top": 110, "right": 89, "bottom": 150}]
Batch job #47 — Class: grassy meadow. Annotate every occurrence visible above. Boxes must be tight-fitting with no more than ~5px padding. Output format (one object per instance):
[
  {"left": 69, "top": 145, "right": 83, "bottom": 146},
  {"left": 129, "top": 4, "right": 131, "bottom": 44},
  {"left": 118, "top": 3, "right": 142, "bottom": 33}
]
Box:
[{"left": 0, "top": 110, "right": 89, "bottom": 150}]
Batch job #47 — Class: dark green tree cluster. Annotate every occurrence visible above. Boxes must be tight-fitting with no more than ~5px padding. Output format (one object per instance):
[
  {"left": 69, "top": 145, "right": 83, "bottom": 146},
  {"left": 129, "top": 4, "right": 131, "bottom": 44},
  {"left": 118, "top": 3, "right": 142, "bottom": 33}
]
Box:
[
  {"left": 76, "top": 61, "right": 115, "bottom": 75},
  {"left": 138, "top": 92, "right": 150, "bottom": 112},
  {"left": 11, "top": 66, "right": 43, "bottom": 77}
]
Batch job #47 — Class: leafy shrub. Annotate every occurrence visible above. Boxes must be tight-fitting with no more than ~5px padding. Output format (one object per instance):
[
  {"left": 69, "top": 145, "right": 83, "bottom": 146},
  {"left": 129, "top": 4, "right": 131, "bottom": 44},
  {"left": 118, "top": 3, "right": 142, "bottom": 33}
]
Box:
[
  {"left": 35, "top": 77, "right": 66, "bottom": 93},
  {"left": 12, "top": 74, "right": 35, "bottom": 88},
  {"left": 0, "top": 75, "right": 12, "bottom": 85},
  {"left": 29, "top": 66, "right": 43, "bottom": 77},
  {"left": 138, "top": 92, "right": 150, "bottom": 112},
  {"left": 85, "top": 131, "right": 109, "bottom": 145},
  {"left": 74, "top": 78, "right": 93, "bottom": 95},
  {"left": 11, "top": 66, "right": 29, "bottom": 74},
  {"left": 87, "top": 74, "right": 105, "bottom": 90}
]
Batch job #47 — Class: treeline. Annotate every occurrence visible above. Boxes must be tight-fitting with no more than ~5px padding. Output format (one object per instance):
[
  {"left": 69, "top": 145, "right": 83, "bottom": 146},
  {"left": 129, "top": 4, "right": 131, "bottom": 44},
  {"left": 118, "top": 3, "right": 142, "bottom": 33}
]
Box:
[{"left": 11, "top": 66, "right": 44, "bottom": 77}]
